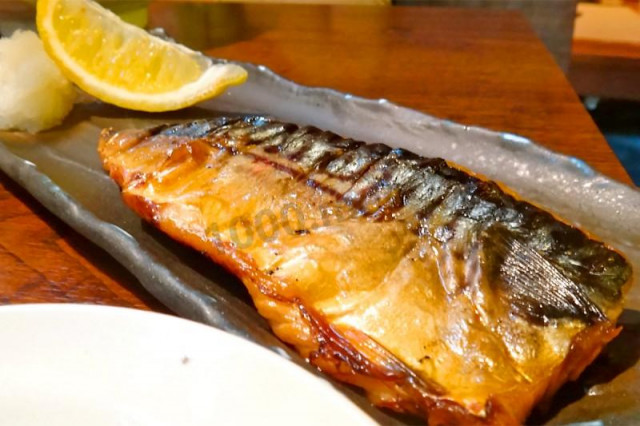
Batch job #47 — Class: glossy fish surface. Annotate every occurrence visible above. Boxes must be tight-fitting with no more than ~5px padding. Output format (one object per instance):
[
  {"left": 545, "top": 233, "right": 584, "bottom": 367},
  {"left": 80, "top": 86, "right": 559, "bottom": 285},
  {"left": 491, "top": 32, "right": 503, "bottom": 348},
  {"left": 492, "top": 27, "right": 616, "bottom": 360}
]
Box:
[{"left": 99, "top": 117, "right": 632, "bottom": 425}]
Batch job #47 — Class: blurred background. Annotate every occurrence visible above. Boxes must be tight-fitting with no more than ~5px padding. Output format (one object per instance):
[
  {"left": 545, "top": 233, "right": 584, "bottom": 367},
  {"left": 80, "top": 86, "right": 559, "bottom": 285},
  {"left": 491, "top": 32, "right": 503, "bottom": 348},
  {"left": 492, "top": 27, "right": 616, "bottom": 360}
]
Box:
[
  {"left": 391, "top": 0, "right": 640, "bottom": 186},
  {"left": 569, "top": 0, "right": 640, "bottom": 185}
]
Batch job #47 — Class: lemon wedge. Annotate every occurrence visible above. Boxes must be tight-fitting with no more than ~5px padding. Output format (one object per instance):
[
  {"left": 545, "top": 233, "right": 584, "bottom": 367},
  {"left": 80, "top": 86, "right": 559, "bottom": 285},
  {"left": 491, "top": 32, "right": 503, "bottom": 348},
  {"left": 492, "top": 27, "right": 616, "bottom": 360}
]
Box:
[{"left": 36, "top": 0, "right": 247, "bottom": 112}]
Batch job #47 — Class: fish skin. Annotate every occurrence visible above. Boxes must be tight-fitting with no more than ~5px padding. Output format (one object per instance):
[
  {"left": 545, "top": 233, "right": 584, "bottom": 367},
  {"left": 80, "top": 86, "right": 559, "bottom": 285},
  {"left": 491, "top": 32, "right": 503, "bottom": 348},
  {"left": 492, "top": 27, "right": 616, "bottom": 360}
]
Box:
[{"left": 99, "top": 116, "right": 632, "bottom": 425}]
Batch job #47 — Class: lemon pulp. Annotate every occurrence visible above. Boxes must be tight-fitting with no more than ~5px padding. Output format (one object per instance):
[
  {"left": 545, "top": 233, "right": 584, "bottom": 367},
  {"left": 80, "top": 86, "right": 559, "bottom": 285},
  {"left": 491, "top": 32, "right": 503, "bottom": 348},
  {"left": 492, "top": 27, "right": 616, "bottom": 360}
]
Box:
[{"left": 37, "top": 0, "right": 247, "bottom": 112}]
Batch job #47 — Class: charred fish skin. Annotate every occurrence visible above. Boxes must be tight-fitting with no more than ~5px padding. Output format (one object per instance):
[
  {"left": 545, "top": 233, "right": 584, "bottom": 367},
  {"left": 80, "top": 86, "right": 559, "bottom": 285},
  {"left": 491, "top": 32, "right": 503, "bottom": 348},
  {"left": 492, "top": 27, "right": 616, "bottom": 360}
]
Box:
[
  {"left": 99, "top": 117, "right": 632, "bottom": 425},
  {"left": 158, "top": 116, "right": 630, "bottom": 324}
]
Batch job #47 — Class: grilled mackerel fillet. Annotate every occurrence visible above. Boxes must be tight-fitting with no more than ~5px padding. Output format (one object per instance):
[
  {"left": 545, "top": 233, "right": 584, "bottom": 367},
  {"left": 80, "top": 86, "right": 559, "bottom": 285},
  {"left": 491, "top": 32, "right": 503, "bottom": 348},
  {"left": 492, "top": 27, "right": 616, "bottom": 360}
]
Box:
[{"left": 99, "top": 117, "right": 632, "bottom": 425}]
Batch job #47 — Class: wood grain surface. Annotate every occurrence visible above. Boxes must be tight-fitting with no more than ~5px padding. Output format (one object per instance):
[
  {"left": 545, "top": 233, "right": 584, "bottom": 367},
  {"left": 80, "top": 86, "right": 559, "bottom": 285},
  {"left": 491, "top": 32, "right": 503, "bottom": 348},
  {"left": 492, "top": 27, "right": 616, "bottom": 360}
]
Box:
[
  {"left": 0, "top": 171, "right": 167, "bottom": 311},
  {"left": 0, "top": 1, "right": 633, "bottom": 310}
]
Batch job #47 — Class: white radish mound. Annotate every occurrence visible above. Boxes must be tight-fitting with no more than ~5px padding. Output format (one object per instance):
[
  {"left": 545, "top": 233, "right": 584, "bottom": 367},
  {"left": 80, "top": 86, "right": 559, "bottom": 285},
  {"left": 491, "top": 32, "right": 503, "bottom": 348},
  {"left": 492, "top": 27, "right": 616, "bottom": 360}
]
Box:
[{"left": 0, "top": 30, "right": 76, "bottom": 133}]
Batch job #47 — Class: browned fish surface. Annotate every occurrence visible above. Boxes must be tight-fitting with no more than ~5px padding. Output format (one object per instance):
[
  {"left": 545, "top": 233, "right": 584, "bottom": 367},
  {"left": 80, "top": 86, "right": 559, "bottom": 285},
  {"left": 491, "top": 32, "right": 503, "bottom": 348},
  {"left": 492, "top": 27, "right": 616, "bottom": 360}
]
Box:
[{"left": 99, "top": 117, "right": 632, "bottom": 425}]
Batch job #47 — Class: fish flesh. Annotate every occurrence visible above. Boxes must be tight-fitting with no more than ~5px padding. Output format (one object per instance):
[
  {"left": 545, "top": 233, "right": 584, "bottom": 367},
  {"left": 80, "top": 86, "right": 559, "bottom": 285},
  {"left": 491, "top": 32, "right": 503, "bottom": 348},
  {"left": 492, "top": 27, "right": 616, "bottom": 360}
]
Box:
[
  {"left": 99, "top": 117, "right": 632, "bottom": 425},
  {"left": 99, "top": 117, "right": 632, "bottom": 423}
]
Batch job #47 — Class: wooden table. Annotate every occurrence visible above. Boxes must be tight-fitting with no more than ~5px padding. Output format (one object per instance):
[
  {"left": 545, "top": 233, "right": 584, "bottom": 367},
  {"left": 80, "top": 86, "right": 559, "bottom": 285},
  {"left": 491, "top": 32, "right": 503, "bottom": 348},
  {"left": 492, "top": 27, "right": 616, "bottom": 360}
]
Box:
[{"left": 0, "top": 2, "right": 632, "bottom": 311}]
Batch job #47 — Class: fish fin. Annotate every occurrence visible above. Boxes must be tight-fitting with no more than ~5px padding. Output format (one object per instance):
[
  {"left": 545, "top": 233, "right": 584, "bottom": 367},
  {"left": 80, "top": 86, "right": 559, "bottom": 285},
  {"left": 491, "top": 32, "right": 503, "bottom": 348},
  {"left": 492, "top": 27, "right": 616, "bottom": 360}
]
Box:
[{"left": 484, "top": 228, "right": 606, "bottom": 325}]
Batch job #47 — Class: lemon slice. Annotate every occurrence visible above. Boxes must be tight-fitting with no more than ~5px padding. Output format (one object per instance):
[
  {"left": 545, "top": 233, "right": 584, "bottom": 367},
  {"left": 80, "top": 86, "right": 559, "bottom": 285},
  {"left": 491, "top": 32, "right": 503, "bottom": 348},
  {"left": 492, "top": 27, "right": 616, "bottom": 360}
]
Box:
[{"left": 36, "top": 0, "right": 247, "bottom": 112}]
